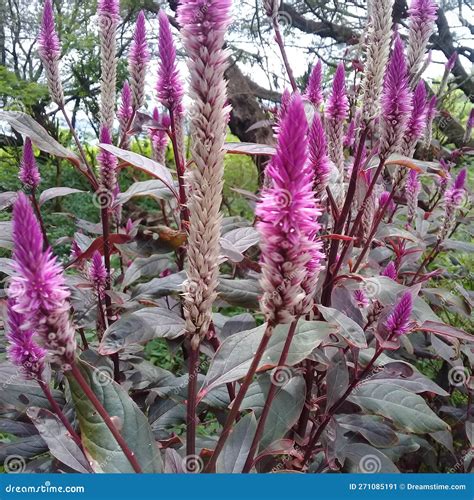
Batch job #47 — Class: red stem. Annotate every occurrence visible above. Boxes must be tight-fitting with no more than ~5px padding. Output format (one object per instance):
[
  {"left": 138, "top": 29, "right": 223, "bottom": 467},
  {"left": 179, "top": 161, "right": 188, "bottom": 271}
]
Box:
[
  {"left": 37, "top": 378, "right": 84, "bottom": 451},
  {"left": 272, "top": 21, "right": 298, "bottom": 93},
  {"left": 242, "top": 320, "right": 298, "bottom": 472},
  {"left": 205, "top": 324, "right": 274, "bottom": 472},
  {"left": 186, "top": 341, "right": 200, "bottom": 458}
]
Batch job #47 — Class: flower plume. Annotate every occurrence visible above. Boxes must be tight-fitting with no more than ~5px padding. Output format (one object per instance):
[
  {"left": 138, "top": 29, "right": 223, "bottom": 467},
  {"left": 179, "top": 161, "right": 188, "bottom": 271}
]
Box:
[
  {"left": 304, "top": 60, "right": 323, "bottom": 108},
  {"left": 384, "top": 292, "right": 413, "bottom": 335},
  {"left": 178, "top": 0, "right": 232, "bottom": 342},
  {"left": 401, "top": 81, "right": 427, "bottom": 157},
  {"left": 257, "top": 94, "right": 323, "bottom": 323},
  {"left": 129, "top": 11, "right": 149, "bottom": 110},
  {"left": 380, "top": 35, "right": 412, "bottom": 157},
  {"left": 37, "top": 0, "right": 64, "bottom": 105},
  {"left": 19, "top": 139, "right": 41, "bottom": 189},
  {"left": 9, "top": 193, "right": 76, "bottom": 368},
  {"left": 308, "top": 113, "right": 331, "bottom": 201}
]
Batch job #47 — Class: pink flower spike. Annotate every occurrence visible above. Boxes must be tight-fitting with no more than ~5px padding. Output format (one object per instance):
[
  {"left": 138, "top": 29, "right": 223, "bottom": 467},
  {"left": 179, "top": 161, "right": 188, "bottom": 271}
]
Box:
[
  {"left": 354, "top": 289, "right": 369, "bottom": 308},
  {"left": 10, "top": 193, "right": 75, "bottom": 368},
  {"left": 305, "top": 60, "right": 323, "bottom": 108},
  {"left": 19, "top": 138, "right": 41, "bottom": 189},
  {"left": 157, "top": 10, "right": 184, "bottom": 114},
  {"left": 326, "top": 63, "right": 349, "bottom": 122},
  {"left": 402, "top": 80, "right": 427, "bottom": 156},
  {"left": 7, "top": 299, "right": 45, "bottom": 380},
  {"left": 380, "top": 34, "right": 412, "bottom": 157},
  {"left": 129, "top": 11, "right": 149, "bottom": 110},
  {"left": 89, "top": 251, "right": 107, "bottom": 299},
  {"left": 117, "top": 81, "right": 133, "bottom": 129},
  {"left": 257, "top": 93, "right": 323, "bottom": 322},
  {"left": 98, "top": 0, "right": 120, "bottom": 17},
  {"left": 381, "top": 261, "right": 398, "bottom": 280},
  {"left": 98, "top": 125, "right": 118, "bottom": 197},
  {"left": 308, "top": 113, "right": 331, "bottom": 201},
  {"left": 38, "top": 0, "right": 60, "bottom": 58},
  {"left": 384, "top": 292, "right": 413, "bottom": 335}
]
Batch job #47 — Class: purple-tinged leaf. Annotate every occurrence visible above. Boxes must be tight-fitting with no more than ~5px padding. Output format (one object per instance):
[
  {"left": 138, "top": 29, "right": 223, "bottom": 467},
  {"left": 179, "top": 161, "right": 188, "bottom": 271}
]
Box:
[
  {"left": 417, "top": 321, "right": 473, "bottom": 342},
  {"left": 223, "top": 142, "right": 276, "bottom": 156},
  {"left": 38, "top": 187, "right": 84, "bottom": 206}
]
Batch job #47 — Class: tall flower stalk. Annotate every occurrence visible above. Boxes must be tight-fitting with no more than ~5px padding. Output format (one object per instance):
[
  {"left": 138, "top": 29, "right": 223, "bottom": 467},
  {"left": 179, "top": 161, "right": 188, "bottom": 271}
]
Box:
[
  {"left": 37, "top": 0, "right": 63, "bottom": 106},
  {"left": 98, "top": 0, "right": 120, "bottom": 129},
  {"left": 406, "top": 0, "right": 437, "bottom": 86},
  {"left": 177, "top": 0, "right": 232, "bottom": 457},
  {"left": 379, "top": 35, "right": 412, "bottom": 159},
  {"left": 360, "top": 0, "right": 394, "bottom": 123},
  {"left": 129, "top": 11, "right": 149, "bottom": 112},
  {"left": 304, "top": 60, "right": 323, "bottom": 108},
  {"left": 157, "top": 10, "right": 187, "bottom": 226},
  {"left": 401, "top": 81, "right": 427, "bottom": 157}
]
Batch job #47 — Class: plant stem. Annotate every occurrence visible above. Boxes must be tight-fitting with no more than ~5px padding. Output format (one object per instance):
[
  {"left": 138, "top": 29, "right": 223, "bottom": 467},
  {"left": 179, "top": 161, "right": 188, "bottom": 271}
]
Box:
[
  {"left": 320, "top": 127, "right": 368, "bottom": 306},
  {"left": 302, "top": 344, "right": 384, "bottom": 466},
  {"left": 296, "top": 360, "right": 315, "bottom": 438},
  {"left": 100, "top": 206, "right": 120, "bottom": 381},
  {"left": 242, "top": 320, "right": 298, "bottom": 472},
  {"left": 169, "top": 109, "right": 189, "bottom": 227},
  {"left": 69, "top": 363, "right": 142, "bottom": 473},
  {"left": 37, "top": 378, "right": 84, "bottom": 451},
  {"left": 30, "top": 190, "right": 49, "bottom": 250},
  {"left": 205, "top": 323, "right": 274, "bottom": 472},
  {"left": 272, "top": 20, "right": 298, "bottom": 93},
  {"left": 186, "top": 341, "right": 200, "bottom": 458},
  {"left": 59, "top": 106, "right": 98, "bottom": 189}
]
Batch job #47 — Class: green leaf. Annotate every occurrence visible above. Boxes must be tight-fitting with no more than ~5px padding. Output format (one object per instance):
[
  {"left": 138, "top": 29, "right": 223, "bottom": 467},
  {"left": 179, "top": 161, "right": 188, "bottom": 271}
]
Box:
[
  {"left": 318, "top": 305, "right": 367, "bottom": 348},
  {"left": 216, "top": 412, "right": 257, "bottom": 473},
  {"left": 336, "top": 415, "right": 399, "bottom": 448},
  {"left": 26, "top": 407, "right": 90, "bottom": 473},
  {"left": 0, "top": 111, "right": 80, "bottom": 165},
  {"left": 0, "top": 362, "right": 65, "bottom": 411},
  {"left": 326, "top": 351, "right": 349, "bottom": 409},
  {"left": 99, "top": 143, "right": 175, "bottom": 194},
  {"left": 122, "top": 255, "right": 169, "bottom": 289},
  {"left": 115, "top": 180, "right": 175, "bottom": 206},
  {"left": 202, "top": 320, "right": 336, "bottom": 392},
  {"left": 342, "top": 443, "right": 399, "bottom": 473},
  {"left": 241, "top": 374, "right": 305, "bottom": 450},
  {"left": 67, "top": 361, "right": 162, "bottom": 473},
  {"left": 217, "top": 278, "right": 261, "bottom": 309},
  {"left": 99, "top": 307, "right": 185, "bottom": 355},
  {"left": 349, "top": 382, "right": 449, "bottom": 433},
  {"left": 38, "top": 187, "right": 84, "bottom": 206}
]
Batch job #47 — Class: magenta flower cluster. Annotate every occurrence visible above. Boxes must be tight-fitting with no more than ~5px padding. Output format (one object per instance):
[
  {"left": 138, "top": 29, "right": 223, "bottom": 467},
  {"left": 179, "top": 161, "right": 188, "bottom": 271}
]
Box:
[{"left": 19, "top": 139, "right": 41, "bottom": 189}]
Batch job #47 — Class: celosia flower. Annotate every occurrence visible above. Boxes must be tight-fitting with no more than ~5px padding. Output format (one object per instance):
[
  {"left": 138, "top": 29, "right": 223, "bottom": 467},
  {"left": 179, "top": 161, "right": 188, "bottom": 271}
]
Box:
[
  {"left": 117, "top": 81, "right": 133, "bottom": 133},
  {"left": 37, "top": 0, "right": 64, "bottom": 105},
  {"left": 384, "top": 292, "right": 413, "bottom": 335},
  {"left": 325, "top": 63, "right": 348, "bottom": 176},
  {"left": 354, "top": 289, "right": 369, "bottom": 308},
  {"left": 438, "top": 168, "right": 467, "bottom": 240},
  {"left": 381, "top": 261, "right": 398, "bottom": 280},
  {"left": 405, "top": 169, "right": 421, "bottom": 224},
  {"left": 98, "top": 0, "right": 120, "bottom": 129},
  {"left": 379, "top": 35, "right": 412, "bottom": 158},
  {"left": 7, "top": 299, "right": 45, "bottom": 380},
  {"left": 178, "top": 0, "right": 232, "bottom": 340},
  {"left": 257, "top": 94, "right": 323, "bottom": 323},
  {"left": 97, "top": 125, "right": 118, "bottom": 199},
  {"left": 129, "top": 11, "right": 149, "bottom": 110},
  {"left": 360, "top": 0, "right": 395, "bottom": 122},
  {"left": 304, "top": 60, "right": 323, "bottom": 108},
  {"left": 344, "top": 116, "right": 357, "bottom": 149},
  {"left": 19, "top": 139, "right": 41, "bottom": 189},
  {"left": 308, "top": 113, "right": 331, "bottom": 201},
  {"left": 9, "top": 193, "right": 76, "bottom": 368},
  {"left": 149, "top": 107, "right": 170, "bottom": 164},
  {"left": 379, "top": 190, "right": 395, "bottom": 214},
  {"left": 157, "top": 10, "right": 184, "bottom": 114},
  {"left": 401, "top": 81, "right": 427, "bottom": 157},
  {"left": 89, "top": 251, "right": 107, "bottom": 300},
  {"left": 423, "top": 95, "right": 437, "bottom": 147},
  {"left": 406, "top": 0, "right": 437, "bottom": 85}
]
